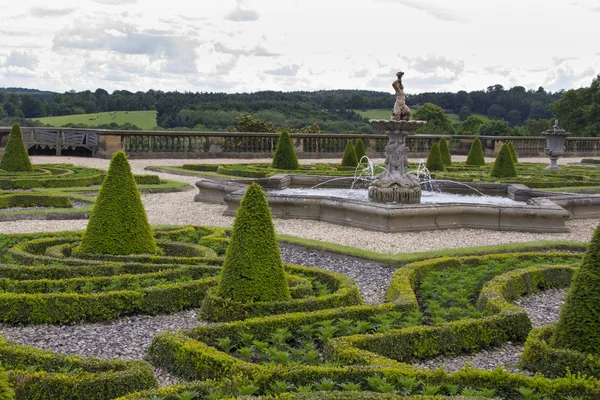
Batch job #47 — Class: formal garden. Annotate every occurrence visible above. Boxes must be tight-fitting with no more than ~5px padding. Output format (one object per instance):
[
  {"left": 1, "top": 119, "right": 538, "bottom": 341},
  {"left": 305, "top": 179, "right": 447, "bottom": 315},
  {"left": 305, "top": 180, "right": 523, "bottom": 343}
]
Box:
[{"left": 1, "top": 124, "right": 600, "bottom": 399}]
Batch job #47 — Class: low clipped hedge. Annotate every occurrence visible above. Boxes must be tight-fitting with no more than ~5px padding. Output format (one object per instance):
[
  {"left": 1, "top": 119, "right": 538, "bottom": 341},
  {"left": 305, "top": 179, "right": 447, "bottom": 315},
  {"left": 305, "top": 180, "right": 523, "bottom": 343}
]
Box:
[
  {"left": 0, "top": 193, "right": 73, "bottom": 209},
  {"left": 0, "top": 335, "right": 156, "bottom": 400},
  {"left": 200, "top": 264, "right": 362, "bottom": 322},
  {"left": 216, "top": 165, "right": 270, "bottom": 178}
]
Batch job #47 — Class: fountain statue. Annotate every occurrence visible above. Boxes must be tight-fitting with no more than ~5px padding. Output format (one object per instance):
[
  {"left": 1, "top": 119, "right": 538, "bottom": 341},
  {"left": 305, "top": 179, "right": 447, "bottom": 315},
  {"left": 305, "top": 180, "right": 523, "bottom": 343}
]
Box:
[{"left": 368, "top": 72, "right": 426, "bottom": 204}]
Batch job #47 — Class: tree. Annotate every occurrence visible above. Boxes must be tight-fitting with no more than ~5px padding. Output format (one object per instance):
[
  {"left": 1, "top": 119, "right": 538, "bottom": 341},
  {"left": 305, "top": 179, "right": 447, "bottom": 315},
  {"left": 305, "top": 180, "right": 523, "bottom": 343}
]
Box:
[
  {"left": 552, "top": 220, "right": 600, "bottom": 353},
  {"left": 340, "top": 140, "right": 358, "bottom": 167},
  {"left": 505, "top": 110, "right": 522, "bottom": 127},
  {"left": 455, "top": 90, "right": 473, "bottom": 109},
  {"left": 426, "top": 143, "right": 444, "bottom": 172},
  {"left": 20, "top": 95, "right": 46, "bottom": 118},
  {"left": 466, "top": 137, "right": 486, "bottom": 166},
  {"left": 75, "top": 151, "right": 159, "bottom": 256},
  {"left": 490, "top": 143, "right": 517, "bottom": 178},
  {"left": 235, "top": 113, "right": 278, "bottom": 132},
  {"left": 456, "top": 115, "right": 486, "bottom": 135},
  {"left": 479, "top": 119, "right": 512, "bottom": 136},
  {"left": 216, "top": 183, "right": 291, "bottom": 302},
  {"left": 487, "top": 104, "right": 506, "bottom": 119},
  {"left": 458, "top": 106, "right": 472, "bottom": 121},
  {"left": 0, "top": 123, "right": 33, "bottom": 172},
  {"left": 271, "top": 130, "right": 299, "bottom": 170},
  {"left": 413, "top": 103, "right": 454, "bottom": 134},
  {"left": 438, "top": 137, "right": 452, "bottom": 166},
  {"left": 550, "top": 74, "right": 600, "bottom": 136},
  {"left": 524, "top": 119, "right": 553, "bottom": 136}
]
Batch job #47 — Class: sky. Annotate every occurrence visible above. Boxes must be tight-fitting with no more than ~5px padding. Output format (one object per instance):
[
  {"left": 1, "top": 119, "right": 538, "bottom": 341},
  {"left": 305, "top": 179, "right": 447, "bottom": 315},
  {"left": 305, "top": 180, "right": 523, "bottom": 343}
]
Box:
[{"left": 0, "top": 0, "right": 598, "bottom": 95}]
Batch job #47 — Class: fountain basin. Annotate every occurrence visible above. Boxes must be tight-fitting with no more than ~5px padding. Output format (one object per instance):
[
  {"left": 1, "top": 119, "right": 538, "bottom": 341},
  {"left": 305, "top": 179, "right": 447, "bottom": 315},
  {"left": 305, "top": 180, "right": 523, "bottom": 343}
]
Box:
[{"left": 194, "top": 175, "right": 575, "bottom": 233}]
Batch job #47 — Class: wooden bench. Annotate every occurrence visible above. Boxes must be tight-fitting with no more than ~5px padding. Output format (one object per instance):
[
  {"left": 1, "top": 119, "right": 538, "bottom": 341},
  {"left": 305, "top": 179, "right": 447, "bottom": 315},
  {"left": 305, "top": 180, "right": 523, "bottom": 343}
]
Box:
[{"left": 22, "top": 129, "right": 99, "bottom": 156}]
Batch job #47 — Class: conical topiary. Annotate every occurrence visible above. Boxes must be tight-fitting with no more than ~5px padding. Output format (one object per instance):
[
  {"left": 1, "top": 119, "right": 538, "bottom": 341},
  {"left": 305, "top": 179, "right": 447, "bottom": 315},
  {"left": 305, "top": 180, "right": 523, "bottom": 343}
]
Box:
[
  {"left": 552, "top": 221, "right": 600, "bottom": 354},
  {"left": 426, "top": 143, "right": 444, "bottom": 172},
  {"left": 271, "top": 130, "right": 299, "bottom": 170},
  {"left": 354, "top": 139, "right": 367, "bottom": 163},
  {"left": 490, "top": 143, "right": 517, "bottom": 178},
  {"left": 0, "top": 123, "right": 33, "bottom": 172},
  {"left": 340, "top": 140, "right": 358, "bottom": 167},
  {"left": 465, "top": 137, "right": 485, "bottom": 166},
  {"left": 507, "top": 141, "right": 518, "bottom": 163},
  {"left": 439, "top": 137, "right": 452, "bottom": 166},
  {"left": 216, "top": 183, "right": 291, "bottom": 302},
  {"left": 76, "top": 151, "right": 159, "bottom": 255}
]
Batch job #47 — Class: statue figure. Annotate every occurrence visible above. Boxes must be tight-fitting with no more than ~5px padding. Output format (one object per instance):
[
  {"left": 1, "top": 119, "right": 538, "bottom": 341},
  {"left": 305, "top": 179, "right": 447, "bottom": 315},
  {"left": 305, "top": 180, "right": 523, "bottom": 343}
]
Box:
[{"left": 391, "top": 71, "right": 411, "bottom": 121}]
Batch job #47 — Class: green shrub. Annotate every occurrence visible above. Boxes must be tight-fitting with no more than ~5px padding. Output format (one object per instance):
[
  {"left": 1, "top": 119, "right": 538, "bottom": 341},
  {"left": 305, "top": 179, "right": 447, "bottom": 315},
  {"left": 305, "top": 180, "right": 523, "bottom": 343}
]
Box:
[
  {"left": 0, "top": 193, "right": 72, "bottom": 209},
  {"left": 553, "top": 220, "right": 600, "bottom": 353},
  {"left": 354, "top": 139, "right": 367, "bottom": 163},
  {"left": 272, "top": 131, "right": 299, "bottom": 170},
  {"left": 425, "top": 143, "right": 444, "bottom": 172},
  {"left": 0, "top": 124, "right": 33, "bottom": 173},
  {"left": 0, "top": 365, "right": 14, "bottom": 400},
  {"left": 438, "top": 138, "right": 452, "bottom": 166},
  {"left": 76, "top": 151, "right": 159, "bottom": 256},
  {"left": 216, "top": 183, "right": 290, "bottom": 303},
  {"left": 465, "top": 138, "right": 485, "bottom": 166},
  {"left": 507, "top": 141, "right": 518, "bottom": 163},
  {"left": 490, "top": 143, "right": 517, "bottom": 178},
  {"left": 340, "top": 141, "right": 358, "bottom": 168}
]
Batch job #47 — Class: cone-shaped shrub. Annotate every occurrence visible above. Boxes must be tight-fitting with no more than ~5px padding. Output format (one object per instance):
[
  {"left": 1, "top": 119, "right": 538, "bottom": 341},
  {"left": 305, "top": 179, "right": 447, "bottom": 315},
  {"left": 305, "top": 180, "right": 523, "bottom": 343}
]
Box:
[
  {"left": 271, "top": 130, "right": 299, "bottom": 170},
  {"left": 0, "top": 367, "right": 14, "bottom": 400},
  {"left": 340, "top": 141, "right": 358, "bottom": 167},
  {"left": 507, "top": 141, "right": 518, "bottom": 163},
  {"left": 490, "top": 143, "right": 517, "bottom": 178},
  {"left": 76, "top": 150, "right": 158, "bottom": 255},
  {"left": 465, "top": 137, "right": 485, "bottom": 166},
  {"left": 439, "top": 137, "right": 452, "bottom": 166},
  {"left": 0, "top": 123, "right": 33, "bottom": 172},
  {"left": 354, "top": 139, "right": 367, "bottom": 163},
  {"left": 217, "top": 183, "right": 291, "bottom": 302},
  {"left": 426, "top": 143, "right": 444, "bottom": 172},
  {"left": 553, "top": 221, "right": 600, "bottom": 354}
]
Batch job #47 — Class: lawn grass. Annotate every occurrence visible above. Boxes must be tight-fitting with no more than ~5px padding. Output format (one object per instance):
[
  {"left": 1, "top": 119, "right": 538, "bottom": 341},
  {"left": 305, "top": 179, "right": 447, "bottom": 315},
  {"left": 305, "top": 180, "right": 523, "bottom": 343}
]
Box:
[{"left": 35, "top": 110, "right": 158, "bottom": 130}]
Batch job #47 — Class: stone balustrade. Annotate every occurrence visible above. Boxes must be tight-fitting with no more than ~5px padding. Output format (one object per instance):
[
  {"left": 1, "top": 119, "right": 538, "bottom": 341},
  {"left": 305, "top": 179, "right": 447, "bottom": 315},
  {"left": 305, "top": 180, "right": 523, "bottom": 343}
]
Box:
[{"left": 1, "top": 126, "right": 599, "bottom": 159}]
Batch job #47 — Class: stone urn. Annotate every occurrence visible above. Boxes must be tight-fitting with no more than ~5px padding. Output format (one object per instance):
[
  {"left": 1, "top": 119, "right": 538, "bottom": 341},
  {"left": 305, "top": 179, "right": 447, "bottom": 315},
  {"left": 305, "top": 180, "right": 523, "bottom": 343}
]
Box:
[{"left": 542, "top": 121, "right": 570, "bottom": 170}]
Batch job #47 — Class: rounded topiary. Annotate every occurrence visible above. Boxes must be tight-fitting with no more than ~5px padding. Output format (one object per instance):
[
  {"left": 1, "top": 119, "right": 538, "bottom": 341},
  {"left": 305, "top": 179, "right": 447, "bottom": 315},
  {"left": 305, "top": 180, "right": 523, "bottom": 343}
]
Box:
[
  {"left": 438, "top": 137, "right": 452, "bottom": 166},
  {"left": 271, "top": 130, "right": 299, "bottom": 170},
  {"left": 0, "top": 365, "right": 14, "bottom": 400},
  {"left": 426, "top": 143, "right": 444, "bottom": 172},
  {"left": 76, "top": 150, "right": 159, "bottom": 256},
  {"left": 354, "top": 139, "right": 367, "bottom": 163},
  {"left": 507, "top": 141, "right": 518, "bottom": 163},
  {"left": 340, "top": 140, "right": 358, "bottom": 167},
  {"left": 490, "top": 143, "right": 517, "bottom": 178},
  {"left": 216, "top": 183, "right": 291, "bottom": 302},
  {"left": 0, "top": 123, "right": 33, "bottom": 172},
  {"left": 465, "top": 137, "right": 485, "bottom": 166},
  {"left": 552, "top": 221, "right": 600, "bottom": 354}
]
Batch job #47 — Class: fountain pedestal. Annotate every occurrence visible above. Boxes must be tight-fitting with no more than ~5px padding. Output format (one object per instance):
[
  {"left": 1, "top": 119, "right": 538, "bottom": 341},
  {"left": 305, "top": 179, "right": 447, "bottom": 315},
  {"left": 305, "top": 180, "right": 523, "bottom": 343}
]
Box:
[{"left": 368, "top": 119, "right": 426, "bottom": 204}]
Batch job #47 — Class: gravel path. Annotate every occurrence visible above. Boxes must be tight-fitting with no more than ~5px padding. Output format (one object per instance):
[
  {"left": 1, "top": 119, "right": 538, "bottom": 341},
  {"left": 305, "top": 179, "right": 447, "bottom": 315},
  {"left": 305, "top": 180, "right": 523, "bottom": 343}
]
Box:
[{"left": 412, "top": 289, "right": 567, "bottom": 373}]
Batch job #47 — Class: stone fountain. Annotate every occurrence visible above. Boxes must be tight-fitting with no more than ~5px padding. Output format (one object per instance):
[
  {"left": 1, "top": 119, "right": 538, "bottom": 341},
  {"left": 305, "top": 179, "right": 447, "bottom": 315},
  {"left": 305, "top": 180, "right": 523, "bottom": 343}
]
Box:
[{"left": 368, "top": 72, "right": 426, "bottom": 204}]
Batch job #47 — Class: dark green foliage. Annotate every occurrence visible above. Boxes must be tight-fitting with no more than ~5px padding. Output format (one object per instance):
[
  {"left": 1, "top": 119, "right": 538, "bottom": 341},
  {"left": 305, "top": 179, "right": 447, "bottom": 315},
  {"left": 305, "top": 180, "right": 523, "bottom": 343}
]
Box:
[
  {"left": 465, "top": 138, "right": 485, "bottom": 166},
  {"left": 340, "top": 141, "right": 358, "bottom": 167},
  {"left": 216, "top": 183, "right": 290, "bottom": 302},
  {"left": 0, "top": 193, "right": 72, "bottom": 209},
  {"left": 438, "top": 138, "right": 451, "bottom": 166},
  {"left": 425, "top": 143, "right": 444, "bottom": 172},
  {"left": 271, "top": 131, "right": 299, "bottom": 170},
  {"left": 413, "top": 103, "right": 455, "bottom": 134},
  {"left": 76, "top": 151, "right": 159, "bottom": 256},
  {"left": 490, "top": 144, "right": 517, "bottom": 178},
  {"left": 0, "top": 366, "right": 14, "bottom": 400},
  {"left": 553, "top": 221, "right": 600, "bottom": 353},
  {"left": 0, "top": 124, "right": 33, "bottom": 172},
  {"left": 507, "top": 141, "right": 518, "bottom": 163},
  {"left": 354, "top": 139, "right": 367, "bottom": 163}
]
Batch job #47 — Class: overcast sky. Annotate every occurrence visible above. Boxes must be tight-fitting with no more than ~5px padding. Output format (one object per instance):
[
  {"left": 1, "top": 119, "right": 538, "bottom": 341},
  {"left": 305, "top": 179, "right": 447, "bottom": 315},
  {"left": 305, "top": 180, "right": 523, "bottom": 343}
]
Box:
[{"left": 1, "top": 0, "right": 598, "bottom": 95}]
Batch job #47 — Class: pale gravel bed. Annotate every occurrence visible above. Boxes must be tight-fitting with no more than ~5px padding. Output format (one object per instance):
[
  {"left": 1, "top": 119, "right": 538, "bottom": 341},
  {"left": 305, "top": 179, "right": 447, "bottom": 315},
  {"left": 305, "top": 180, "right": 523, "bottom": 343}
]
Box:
[{"left": 412, "top": 289, "right": 567, "bottom": 374}]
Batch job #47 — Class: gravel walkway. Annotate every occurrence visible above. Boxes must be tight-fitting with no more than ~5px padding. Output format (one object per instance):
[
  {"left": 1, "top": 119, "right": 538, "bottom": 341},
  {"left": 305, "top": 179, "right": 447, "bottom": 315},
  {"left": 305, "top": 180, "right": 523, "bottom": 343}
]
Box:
[{"left": 412, "top": 289, "right": 567, "bottom": 374}]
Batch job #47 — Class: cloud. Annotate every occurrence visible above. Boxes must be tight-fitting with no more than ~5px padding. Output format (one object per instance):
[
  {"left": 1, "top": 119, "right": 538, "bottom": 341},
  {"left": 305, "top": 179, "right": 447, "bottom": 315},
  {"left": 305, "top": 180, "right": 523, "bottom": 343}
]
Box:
[
  {"left": 0, "top": 29, "right": 34, "bottom": 37},
  {"left": 484, "top": 65, "right": 512, "bottom": 77},
  {"left": 377, "top": 0, "right": 468, "bottom": 23},
  {"left": 351, "top": 69, "right": 369, "bottom": 78},
  {"left": 403, "top": 55, "right": 466, "bottom": 76},
  {"left": 1, "top": 50, "right": 39, "bottom": 70},
  {"left": 213, "top": 42, "right": 279, "bottom": 57},
  {"left": 53, "top": 20, "right": 199, "bottom": 74},
  {"left": 224, "top": 6, "right": 260, "bottom": 22},
  {"left": 263, "top": 64, "right": 301, "bottom": 76},
  {"left": 30, "top": 6, "right": 78, "bottom": 17},
  {"left": 92, "top": 0, "right": 138, "bottom": 4},
  {"left": 544, "top": 65, "right": 596, "bottom": 91},
  {"left": 552, "top": 56, "right": 578, "bottom": 66}
]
